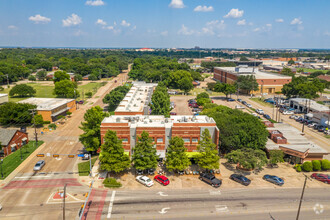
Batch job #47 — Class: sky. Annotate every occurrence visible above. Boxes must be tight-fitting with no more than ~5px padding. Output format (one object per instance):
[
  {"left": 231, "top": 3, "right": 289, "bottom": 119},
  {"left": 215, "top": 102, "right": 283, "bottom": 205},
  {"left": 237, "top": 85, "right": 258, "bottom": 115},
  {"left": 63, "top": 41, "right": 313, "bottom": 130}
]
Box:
[{"left": 0, "top": 0, "right": 329, "bottom": 49}]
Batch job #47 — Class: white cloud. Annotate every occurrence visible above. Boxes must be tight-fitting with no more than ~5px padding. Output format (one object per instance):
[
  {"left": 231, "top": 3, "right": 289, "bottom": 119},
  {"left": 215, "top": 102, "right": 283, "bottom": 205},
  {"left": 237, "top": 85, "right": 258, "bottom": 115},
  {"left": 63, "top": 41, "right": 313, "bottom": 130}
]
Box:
[
  {"left": 169, "top": 0, "right": 185, "bottom": 9},
  {"left": 224, "top": 8, "right": 244, "bottom": 18},
  {"left": 161, "top": 31, "right": 168, "bottom": 36},
  {"left": 29, "top": 14, "right": 51, "bottom": 24},
  {"left": 73, "top": 30, "right": 85, "bottom": 36},
  {"left": 121, "top": 20, "right": 131, "bottom": 27},
  {"left": 8, "top": 25, "right": 17, "bottom": 30},
  {"left": 103, "top": 26, "right": 114, "bottom": 30},
  {"left": 194, "top": 5, "right": 214, "bottom": 12},
  {"left": 62, "top": 14, "right": 82, "bottom": 27},
  {"left": 275, "top": 18, "right": 284, "bottom": 23},
  {"left": 325, "top": 31, "right": 330, "bottom": 36},
  {"left": 237, "top": 19, "right": 246, "bottom": 26},
  {"left": 266, "top": 23, "right": 272, "bottom": 28},
  {"left": 85, "top": 0, "right": 104, "bottom": 6},
  {"left": 178, "top": 24, "right": 194, "bottom": 35},
  {"left": 202, "top": 20, "right": 226, "bottom": 35},
  {"left": 96, "top": 19, "right": 107, "bottom": 26},
  {"left": 248, "top": 22, "right": 253, "bottom": 26},
  {"left": 253, "top": 24, "right": 272, "bottom": 33},
  {"left": 253, "top": 27, "right": 261, "bottom": 32},
  {"left": 131, "top": 25, "right": 137, "bottom": 31},
  {"left": 291, "top": 18, "right": 302, "bottom": 25}
]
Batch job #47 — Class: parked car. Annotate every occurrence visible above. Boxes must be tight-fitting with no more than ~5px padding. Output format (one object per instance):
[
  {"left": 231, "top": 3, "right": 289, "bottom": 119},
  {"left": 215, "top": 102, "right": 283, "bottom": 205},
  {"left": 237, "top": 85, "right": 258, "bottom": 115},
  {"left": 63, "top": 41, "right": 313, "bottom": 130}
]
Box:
[
  {"left": 170, "top": 101, "right": 175, "bottom": 109},
  {"left": 147, "top": 168, "right": 155, "bottom": 175},
  {"left": 251, "top": 113, "right": 258, "bottom": 117},
  {"left": 324, "top": 130, "right": 330, "bottom": 135},
  {"left": 82, "top": 154, "right": 90, "bottom": 160},
  {"left": 264, "top": 114, "right": 271, "bottom": 120},
  {"left": 199, "top": 173, "right": 222, "bottom": 188},
  {"left": 192, "top": 108, "right": 201, "bottom": 113},
  {"left": 263, "top": 175, "right": 284, "bottom": 186},
  {"left": 189, "top": 103, "right": 199, "bottom": 108},
  {"left": 256, "top": 109, "right": 264, "bottom": 115},
  {"left": 237, "top": 99, "right": 242, "bottom": 102},
  {"left": 136, "top": 169, "right": 144, "bottom": 175},
  {"left": 170, "top": 112, "right": 177, "bottom": 115},
  {"left": 289, "top": 115, "right": 298, "bottom": 119},
  {"left": 311, "top": 173, "right": 330, "bottom": 184},
  {"left": 154, "top": 175, "right": 170, "bottom": 186},
  {"left": 230, "top": 174, "right": 251, "bottom": 186},
  {"left": 313, "top": 124, "right": 320, "bottom": 130},
  {"left": 296, "top": 117, "right": 304, "bottom": 122},
  {"left": 188, "top": 99, "right": 196, "bottom": 103},
  {"left": 246, "top": 104, "right": 252, "bottom": 108},
  {"left": 33, "top": 160, "right": 45, "bottom": 171},
  {"left": 283, "top": 111, "right": 294, "bottom": 115},
  {"left": 78, "top": 100, "right": 84, "bottom": 104},
  {"left": 227, "top": 98, "right": 235, "bottom": 102},
  {"left": 242, "top": 101, "right": 247, "bottom": 105},
  {"left": 308, "top": 122, "right": 317, "bottom": 128},
  {"left": 168, "top": 91, "right": 178, "bottom": 95},
  {"left": 235, "top": 105, "right": 245, "bottom": 109},
  {"left": 318, "top": 126, "right": 325, "bottom": 132},
  {"left": 136, "top": 175, "right": 154, "bottom": 187}
]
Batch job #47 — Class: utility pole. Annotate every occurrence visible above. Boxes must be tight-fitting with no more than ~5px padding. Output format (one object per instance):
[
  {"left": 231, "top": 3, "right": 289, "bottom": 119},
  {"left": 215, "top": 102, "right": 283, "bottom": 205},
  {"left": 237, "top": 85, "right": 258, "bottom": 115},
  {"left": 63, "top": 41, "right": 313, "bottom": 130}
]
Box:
[
  {"left": 31, "top": 110, "right": 38, "bottom": 148},
  {"left": 302, "top": 99, "right": 308, "bottom": 134},
  {"left": 89, "top": 154, "right": 92, "bottom": 177},
  {"left": 272, "top": 95, "right": 275, "bottom": 120},
  {"left": 296, "top": 174, "right": 311, "bottom": 220},
  {"left": 63, "top": 184, "right": 67, "bottom": 220}
]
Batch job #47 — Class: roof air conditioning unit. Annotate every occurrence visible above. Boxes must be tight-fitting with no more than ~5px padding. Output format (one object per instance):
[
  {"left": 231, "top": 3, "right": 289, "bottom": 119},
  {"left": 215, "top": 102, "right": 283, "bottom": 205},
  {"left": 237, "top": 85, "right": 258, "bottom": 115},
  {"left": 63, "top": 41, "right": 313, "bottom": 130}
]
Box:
[{"left": 116, "top": 118, "right": 121, "bottom": 122}]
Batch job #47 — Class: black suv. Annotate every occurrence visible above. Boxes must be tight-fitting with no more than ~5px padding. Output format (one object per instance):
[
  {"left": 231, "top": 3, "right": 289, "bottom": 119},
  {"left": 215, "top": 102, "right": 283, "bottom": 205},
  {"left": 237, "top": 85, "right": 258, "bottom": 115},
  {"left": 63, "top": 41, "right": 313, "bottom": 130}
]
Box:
[{"left": 199, "top": 173, "right": 222, "bottom": 188}]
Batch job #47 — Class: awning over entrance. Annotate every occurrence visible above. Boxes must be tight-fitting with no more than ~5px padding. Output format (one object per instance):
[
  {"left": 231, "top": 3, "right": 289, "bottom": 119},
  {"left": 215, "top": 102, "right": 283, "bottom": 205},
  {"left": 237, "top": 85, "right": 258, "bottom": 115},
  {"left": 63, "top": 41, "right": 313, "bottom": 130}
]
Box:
[
  {"left": 22, "top": 137, "right": 27, "bottom": 141},
  {"left": 11, "top": 143, "right": 17, "bottom": 148},
  {"left": 279, "top": 146, "right": 309, "bottom": 159},
  {"left": 185, "top": 152, "right": 199, "bottom": 158}
]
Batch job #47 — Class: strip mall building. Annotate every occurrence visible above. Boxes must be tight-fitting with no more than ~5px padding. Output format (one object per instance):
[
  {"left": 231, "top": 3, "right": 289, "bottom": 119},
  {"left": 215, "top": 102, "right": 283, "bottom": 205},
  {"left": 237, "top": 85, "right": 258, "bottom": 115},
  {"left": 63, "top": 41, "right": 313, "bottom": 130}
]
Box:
[
  {"left": 100, "top": 82, "right": 219, "bottom": 158},
  {"left": 214, "top": 66, "right": 292, "bottom": 94}
]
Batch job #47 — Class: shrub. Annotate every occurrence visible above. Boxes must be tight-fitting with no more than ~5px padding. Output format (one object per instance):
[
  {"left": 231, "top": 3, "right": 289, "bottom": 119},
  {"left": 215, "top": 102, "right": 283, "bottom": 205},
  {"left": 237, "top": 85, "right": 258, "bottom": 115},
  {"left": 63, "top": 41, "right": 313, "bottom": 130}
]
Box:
[
  {"left": 0, "top": 86, "right": 4, "bottom": 91},
  {"left": 28, "top": 75, "right": 36, "bottom": 81},
  {"left": 312, "top": 160, "right": 321, "bottom": 171},
  {"left": 86, "top": 92, "right": 93, "bottom": 98},
  {"left": 321, "top": 159, "right": 330, "bottom": 170},
  {"left": 48, "top": 123, "right": 57, "bottom": 130},
  {"left": 302, "top": 161, "right": 313, "bottom": 172},
  {"left": 296, "top": 165, "right": 302, "bottom": 172},
  {"left": 103, "top": 177, "right": 122, "bottom": 188},
  {"left": 43, "top": 121, "right": 51, "bottom": 124}
]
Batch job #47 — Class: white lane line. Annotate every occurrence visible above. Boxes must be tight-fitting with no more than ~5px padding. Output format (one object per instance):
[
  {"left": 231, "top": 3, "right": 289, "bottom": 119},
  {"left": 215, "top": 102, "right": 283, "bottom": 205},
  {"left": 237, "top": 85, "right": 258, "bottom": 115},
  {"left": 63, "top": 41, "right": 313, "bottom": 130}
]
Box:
[
  {"left": 215, "top": 205, "right": 229, "bottom": 212},
  {"left": 107, "top": 191, "right": 116, "bottom": 219},
  {"left": 15, "top": 176, "right": 51, "bottom": 179}
]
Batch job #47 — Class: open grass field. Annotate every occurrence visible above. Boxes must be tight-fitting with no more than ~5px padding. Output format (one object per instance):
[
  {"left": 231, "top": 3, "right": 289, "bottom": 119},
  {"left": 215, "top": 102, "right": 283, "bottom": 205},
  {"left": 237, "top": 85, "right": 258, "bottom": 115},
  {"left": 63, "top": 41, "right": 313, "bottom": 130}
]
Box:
[
  {"left": 297, "top": 68, "right": 329, "bottom": 73},
  {"left": 2, "top": 82, "right": 105, "bottom": 102},
  {"left": 0, "top": 141, "right": 44, "bottom": 180}
]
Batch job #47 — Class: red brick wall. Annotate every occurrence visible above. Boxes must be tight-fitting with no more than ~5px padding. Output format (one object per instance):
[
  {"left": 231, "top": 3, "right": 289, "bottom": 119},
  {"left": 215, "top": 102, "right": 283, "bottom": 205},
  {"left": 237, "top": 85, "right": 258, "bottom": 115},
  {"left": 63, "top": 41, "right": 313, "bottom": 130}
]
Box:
[
  {"left": 3, "top": 131, "right": 29, "bottom": 156},
  {"left": 257, "top": 78, "right": 291, "bottom": 86},
  {"left": 101, "top": 123, "right": 131, "bottom": 150},
  {"left": 136, "top": 127, "right": 166, "bottom": 150}
]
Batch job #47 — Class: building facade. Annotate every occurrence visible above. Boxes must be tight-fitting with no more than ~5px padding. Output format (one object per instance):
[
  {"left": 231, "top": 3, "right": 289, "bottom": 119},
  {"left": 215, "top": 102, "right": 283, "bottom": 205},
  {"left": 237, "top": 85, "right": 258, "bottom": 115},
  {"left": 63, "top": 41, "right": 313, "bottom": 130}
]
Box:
[
  {"left": 0, "top": 93, "right": 8, "bottom": 105},
  {"left": 214, "top": 66, "right": 292, "bottom": 94},
  {"left": 0, "top": 128, "right": 29, "bottom": 156},
  {"left": 18, "top": 98, "right": 76, "bottom": 122},
  {"left": 100, "top": 115, "right": 219, "bottom": 158}
]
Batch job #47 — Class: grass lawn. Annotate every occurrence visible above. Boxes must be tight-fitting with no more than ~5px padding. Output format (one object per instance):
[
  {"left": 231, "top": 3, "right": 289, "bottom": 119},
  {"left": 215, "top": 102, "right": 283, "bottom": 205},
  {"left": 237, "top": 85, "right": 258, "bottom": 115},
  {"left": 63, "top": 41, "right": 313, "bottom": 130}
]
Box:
[
  {"left": 78, "top": 156, "right": 98, "bottom": 176},
  {"left": 250, "top": 97, "right": 274, "bottom": 108},
  {"left": 188, "top": 87, "right": 224, "bottom": 97},
  {"left": 77, "top": 82, "right": 106, "bottom": 100},
  {"left": 0, "top": 141, "right": 44, "bottom": 180},
  {"left": 297, "top": 68, "right": 328, "bottom": 73}
]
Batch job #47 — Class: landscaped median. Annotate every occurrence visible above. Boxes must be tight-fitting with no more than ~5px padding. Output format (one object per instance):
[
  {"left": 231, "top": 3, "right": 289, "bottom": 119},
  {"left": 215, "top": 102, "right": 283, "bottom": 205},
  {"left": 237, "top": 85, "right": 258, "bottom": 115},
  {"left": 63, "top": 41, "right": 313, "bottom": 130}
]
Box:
[
  {"left": 78, "top": 156, "right": 98, "bottom": 176},
  {"left": 0, "top": 141, "right": 44, "bottom": 180}
]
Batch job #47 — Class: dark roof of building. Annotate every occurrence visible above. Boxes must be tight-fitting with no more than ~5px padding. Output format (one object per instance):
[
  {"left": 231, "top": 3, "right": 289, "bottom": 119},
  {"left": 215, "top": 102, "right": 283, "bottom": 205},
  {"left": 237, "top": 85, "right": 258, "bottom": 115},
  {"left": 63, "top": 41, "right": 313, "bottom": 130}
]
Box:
[{"left": 0, "top": 128, "right": 17, "bottom": 146}]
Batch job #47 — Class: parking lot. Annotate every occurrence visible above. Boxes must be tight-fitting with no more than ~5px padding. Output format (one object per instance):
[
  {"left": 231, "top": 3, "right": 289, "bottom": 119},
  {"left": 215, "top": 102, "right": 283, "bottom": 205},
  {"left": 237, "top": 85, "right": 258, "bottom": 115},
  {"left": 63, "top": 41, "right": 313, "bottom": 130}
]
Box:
[{"left": 170, "top": 95, "right": 194, "bottom": 115}]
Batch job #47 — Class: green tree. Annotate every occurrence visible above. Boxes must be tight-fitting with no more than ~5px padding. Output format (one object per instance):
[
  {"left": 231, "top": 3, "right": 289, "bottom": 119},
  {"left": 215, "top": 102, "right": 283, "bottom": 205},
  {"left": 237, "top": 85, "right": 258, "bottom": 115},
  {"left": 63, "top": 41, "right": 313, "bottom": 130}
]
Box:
[
  {"left": 0, "top": 102, "right": 36, "bottom": 126},
  {"left": 282, "top": 76, "right": 325, "bottom": 99},
  {"left": 88, "top": 74, "right": 98, "bottom": 81},
  {"left": 269, "top": 150, "right": 284, "bottom": 164},
  {"left": 151, "top": 83, "right": 171, "bottom": 116},
  {"left": 54, "top": 80, "right": 79, "bottom": 98},
  {"left": 165, "top": 136, "right": 191, "bottom": 172},
  {"left": 54, "top": 70, "right": 70, "bottom": 83},
  {"left": 132, "top": 131, "right": 159, "bottom": 170},
  {"left": 236, "top": 75, "right": 259, "bottom": 94},
  {"left": 37, "top": 70, "right": 47, "bottom": 81},
  {"left": 240, "top": 56, "right": 249, "bottom": 61},
  {"left": 85, "top": 92, "right": 93, "bottom": 98},
  {"left": 194, "top": 129, "right": 219, "bottom": 170},
  {"left": 213, "top": 83, "right": 236, "bottom": 99},
  {"left": 225, "top": 149, "right": 268, "bottom": 170},
  {"left": 321, "top": 159, "right": 330, "bottom": 170},
  {"left": 28, "top": 75, "right": 36, "bottom": 81},
  {"left": 288, "top": 59, "right": 295, "bottom": 65},
  {"left": 79, "top": 106, "right": 108, "bottom": 152},
  {"left": 74, "top": 74, "right": 83, "bottom": 82},
  {"left": 196, "top": 92, "right": 209, "bottom": 100},
  {"left": 178, "top": 77, "right": 194, "bottom": 94},
  {"left": 312, "top": 160, "right": 321, "bottom": 171},
  {"left": 9, "top": 84, "right": 36, "bottom": 97},
  {"left": 196, "top": 98, "right": 211, "bottom": 106},
  {"left": 103, "top": 85, "right": 131, "bottom": 111},
  {"left": 99, "top": 130, "right": 131, "bottom": 173},
  {"left": 281, "top": 67, "right": 294, "bottom": 76},
  {"left": 33, "top": 114, "right": 44, "bottom": 126},
  {"left": 302, "top": 161, "right": 313, "bottom": 172}
]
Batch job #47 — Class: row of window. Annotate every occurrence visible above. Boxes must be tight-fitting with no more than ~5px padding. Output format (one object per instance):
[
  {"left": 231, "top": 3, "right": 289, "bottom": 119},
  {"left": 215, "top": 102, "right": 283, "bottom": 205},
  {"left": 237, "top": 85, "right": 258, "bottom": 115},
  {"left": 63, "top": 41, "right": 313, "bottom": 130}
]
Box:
[{"left": 120, "top": 137, "right": 198, "bottom": 143}]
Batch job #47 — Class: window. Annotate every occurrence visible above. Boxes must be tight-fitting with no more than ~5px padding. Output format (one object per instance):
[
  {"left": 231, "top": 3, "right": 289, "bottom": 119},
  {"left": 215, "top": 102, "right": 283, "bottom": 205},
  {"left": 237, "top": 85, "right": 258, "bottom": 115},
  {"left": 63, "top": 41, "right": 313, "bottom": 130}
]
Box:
[
  {"left": 192, "top": 138, "right": 198, "bottom": 143},
  {"left": 122, "top": 138, "right": 128, "bottom": 143},
  {"left": 157, "top": 138, "right": 163, "bottom": 143},
  {"left": 183, "top": 138, "right": 190, "bottom": 143},
  {"left": 11, "top": 146, "right": 16, "bottom": 152}
]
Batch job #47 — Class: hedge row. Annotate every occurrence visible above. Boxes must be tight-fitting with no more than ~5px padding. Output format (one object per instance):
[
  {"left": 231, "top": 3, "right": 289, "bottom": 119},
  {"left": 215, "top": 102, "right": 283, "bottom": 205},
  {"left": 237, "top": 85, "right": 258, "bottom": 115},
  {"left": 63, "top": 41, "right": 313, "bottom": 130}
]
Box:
[{"left": 296, "top": 159, "right": 330, "bottom": 172}]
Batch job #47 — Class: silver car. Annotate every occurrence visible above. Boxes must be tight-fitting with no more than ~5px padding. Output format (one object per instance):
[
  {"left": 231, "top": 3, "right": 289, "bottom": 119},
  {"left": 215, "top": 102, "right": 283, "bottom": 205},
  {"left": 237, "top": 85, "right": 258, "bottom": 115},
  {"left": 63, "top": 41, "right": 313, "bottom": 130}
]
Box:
[{"left": 33, "top": 160, "right": 45, "bottom": 171}]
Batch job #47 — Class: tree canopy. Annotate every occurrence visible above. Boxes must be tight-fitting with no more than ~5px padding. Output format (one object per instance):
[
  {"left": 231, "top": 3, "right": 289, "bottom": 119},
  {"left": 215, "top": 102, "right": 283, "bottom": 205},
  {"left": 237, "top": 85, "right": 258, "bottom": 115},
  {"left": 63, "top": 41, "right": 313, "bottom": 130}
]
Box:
[
  {"left": 165, "top": 136, "right": 191, "bottom": 172},
  {"left": 213, "top": 83, "right": 236, "bottom": 99},
  {"left": 0, "top": 102, "right": 36, "bottom": 126},
  {"left": 236, "top": 75, "right": 259, "bottom": 94},
  {"left": 54, "top": 71, "right": 70, "bottom": 83},
  {"left": 150, "top": 82, "right": 171, "bottom": 117},
  {"left": 103, "top": 84, "right": 131, "bottom": 111},
  {"left": 79, "top": 106, "right": 108, "bottom": 152},
  {"left": 202, "top": 105, "right": 268, "bottom": 153},
  {"left": 282, "top": 76, "right": 325, "bottom": 99},
  {"left": 132, "top": 131, "right": 159, "bottom": 170},
  {"left": 9, "top": 84, "right": 36, "bottom": 97},
  {"left": 225, "top": 149, "right": 268, "bottom": 170},
  {"left": 99, "top": 130, "right": 131, "bottom": 173},
  {"left": 53, "top": 80, "right": 78, "bottom": 98}
]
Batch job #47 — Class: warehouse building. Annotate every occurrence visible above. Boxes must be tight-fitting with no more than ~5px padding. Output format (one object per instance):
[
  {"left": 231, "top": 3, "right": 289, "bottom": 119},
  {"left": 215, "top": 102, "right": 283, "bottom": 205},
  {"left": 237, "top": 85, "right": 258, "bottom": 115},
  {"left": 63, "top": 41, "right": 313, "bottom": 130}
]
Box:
[
  {"left": 0, "top": 93, "right": 8, "bottom": 105},
  {"left": 214, "top": 66, "right": 292, "bottom": 94},
  {"left": 18, "top": 98, "right": 76, "bottom": 122},
  {"left": 101, "top": 115, "right": 219, "bottom": 158},
  {"left": 114, "top": 82, "right": 157, "bottom": 116}
]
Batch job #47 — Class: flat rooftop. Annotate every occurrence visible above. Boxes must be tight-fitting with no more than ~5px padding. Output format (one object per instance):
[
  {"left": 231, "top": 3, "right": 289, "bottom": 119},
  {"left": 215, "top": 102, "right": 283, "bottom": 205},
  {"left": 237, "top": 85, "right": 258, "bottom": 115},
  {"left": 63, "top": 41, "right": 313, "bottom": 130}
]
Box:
[
  {"left": 115, "top": 82, "right": 157, "bottom": 113},
  {"left": 215, "top": 66, "right": 292, "bottom": 80},
  {"left": 18, "top": 98, "right": 74, "bottom": 111},
  {"left": 0, "top": 93, "right": 8, "bottom": 97},
  {"left": 290, "top": 98, "right": 330, "bottom": 112},
  {"left": 101, "top": 115, "right": 216, "bottom": 127},
  {"left": 266, "top": 123, "right": 328, "bottom": 154}
]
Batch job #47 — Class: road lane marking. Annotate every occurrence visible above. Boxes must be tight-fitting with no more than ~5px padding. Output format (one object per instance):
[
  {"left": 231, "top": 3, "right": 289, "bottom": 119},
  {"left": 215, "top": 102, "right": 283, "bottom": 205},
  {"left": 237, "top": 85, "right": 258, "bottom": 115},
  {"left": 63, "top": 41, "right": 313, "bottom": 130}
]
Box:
[
  {"left": 159, "top": 207, "right": 170, "bottom": 214},
  {"left": 157, "top": 191, "right": 168, "bottom": 196},
  {"left": 215, "top": 205, "right": 229, "bottom": 212},
  {"left": 107, "top": 191, "right": 116, "bottom": 219},
  {"left": 209, "top": 190, "right": 221, "bottom": 195}
]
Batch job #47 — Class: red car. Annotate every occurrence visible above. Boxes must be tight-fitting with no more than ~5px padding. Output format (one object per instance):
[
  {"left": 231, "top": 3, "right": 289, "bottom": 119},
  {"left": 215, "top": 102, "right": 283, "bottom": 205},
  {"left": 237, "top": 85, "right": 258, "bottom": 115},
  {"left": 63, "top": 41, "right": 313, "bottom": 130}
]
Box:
[
  {"left": 311, "top": 173, "right": 330, "bottom": 184},
  {"left": 154, "top": 175, "right": 170, "bottom": 186},
  {"left": 170, "top": 112, "right": 177, "bottom": 115},
  {"left": 189, "top": 103, "right": 199, "bottom": 108}
]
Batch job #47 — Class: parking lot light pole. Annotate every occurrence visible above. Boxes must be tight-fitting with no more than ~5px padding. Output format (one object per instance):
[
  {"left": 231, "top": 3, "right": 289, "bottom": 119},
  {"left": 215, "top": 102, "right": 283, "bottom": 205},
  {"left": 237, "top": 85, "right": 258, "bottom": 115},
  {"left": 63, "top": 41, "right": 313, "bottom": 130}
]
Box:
[
  {"left": 89, "top": 154, "right": 92, "bottom": 177},
  {"left": 1, "top": 159, "right": 3, "bottom": 178}
]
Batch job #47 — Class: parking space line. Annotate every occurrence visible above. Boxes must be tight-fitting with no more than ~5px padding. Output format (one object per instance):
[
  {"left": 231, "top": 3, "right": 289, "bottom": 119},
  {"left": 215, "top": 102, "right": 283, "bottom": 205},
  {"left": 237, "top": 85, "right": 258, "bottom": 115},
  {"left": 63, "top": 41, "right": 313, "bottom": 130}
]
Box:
[{"left": 107, "top": 191, "right": 116, "bottom": 219}]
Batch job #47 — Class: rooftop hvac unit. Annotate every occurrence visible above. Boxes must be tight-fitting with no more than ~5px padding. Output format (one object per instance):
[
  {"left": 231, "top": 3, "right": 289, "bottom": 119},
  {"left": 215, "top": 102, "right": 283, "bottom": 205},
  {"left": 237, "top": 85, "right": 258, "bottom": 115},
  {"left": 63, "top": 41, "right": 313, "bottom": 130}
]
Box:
[
  {"left": 149, "top": 119, "right": 152, "bottom": 123},
  {"left": 184, "top": 117, "right": 188, "bottom": 122},
  {"left": 116, "top": 117, "right": 121, "bottom": 122},
  {"left": 144, "top": 120, "right": 148, "bottom": 124},
  {"left": 165, "top": 118, "right": 168, "bottom": 123},
  {"left": 134, "top": 104, "right": 137, "bottom": 107}
]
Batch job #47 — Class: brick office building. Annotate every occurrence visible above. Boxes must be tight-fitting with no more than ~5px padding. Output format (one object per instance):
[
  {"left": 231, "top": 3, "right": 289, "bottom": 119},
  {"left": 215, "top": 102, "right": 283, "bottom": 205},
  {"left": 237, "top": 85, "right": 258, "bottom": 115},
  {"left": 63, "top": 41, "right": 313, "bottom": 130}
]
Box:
[
  {"left": 214, "top": 66, "right": 292, "bottom": 94},
  {"left": 100, "top": 115, "right": 219, "bottom": 158},
  {"left": 0, "top": 128, "right": 29, "bottom": 156}
]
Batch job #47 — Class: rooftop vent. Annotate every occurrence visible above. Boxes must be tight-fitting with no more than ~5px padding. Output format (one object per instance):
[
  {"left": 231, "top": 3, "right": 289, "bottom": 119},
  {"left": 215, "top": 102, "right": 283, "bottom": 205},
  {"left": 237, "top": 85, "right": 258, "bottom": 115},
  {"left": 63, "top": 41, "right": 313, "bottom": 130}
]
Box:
[
  {"left": 144, "top": 120, "right": 148, "bottom": 124},
  {"left": 116, "top": 117, "right": 121, "bottom": 122}
]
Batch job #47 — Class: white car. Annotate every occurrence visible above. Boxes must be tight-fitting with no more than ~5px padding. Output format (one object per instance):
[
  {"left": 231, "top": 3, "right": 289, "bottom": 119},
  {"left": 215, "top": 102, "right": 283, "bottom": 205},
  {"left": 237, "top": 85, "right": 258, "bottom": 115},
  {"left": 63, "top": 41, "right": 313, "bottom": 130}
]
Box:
[
  {"left": 283, "top": 111, "right": 294, "bottom": 115},
  {"left": 136, "top": 175, "right": 154, "bottom": 187},
  {"left": 251, "top": 113, "right": 258, "bottom": 117},
  {"left": 308, "top": 122, "right": 317, "bottom": 128},
  {"left": 246, "top": 104, "right": 252, "bottom": 108},
  {"left": 256, "top": 109, "right": 264, "bottom": 115},
  {"left": 235, "top": 105, "right": 245, "bottom": 109}
]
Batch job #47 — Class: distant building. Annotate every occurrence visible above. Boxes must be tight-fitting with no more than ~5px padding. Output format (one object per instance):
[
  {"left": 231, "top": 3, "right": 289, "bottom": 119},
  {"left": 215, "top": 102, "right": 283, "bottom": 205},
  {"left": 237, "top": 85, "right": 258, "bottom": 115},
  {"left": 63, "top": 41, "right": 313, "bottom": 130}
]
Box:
[
  {"left": 52, "top": 66, "right": 59, "bottom": 71},
  {"left": 0, "top": 128, "right": 28, "bottom": 156},
  {"left": 18, "top": 98, "right": 76, "bottom": 122},
  {"left": 136, "top": 48, "right": 155, "bottom": 52},
  {"left": 101, "top": 115, "right": 219, "bottom": 158},
  {"left": 317, "top": 75, "right": 330, "bottom": 82},
  {"left": 0, "top": 93, "right": 8, "bottom": 105},
  {"left": 47, "top": 72, "right": 75, "bottom": 82},
  {"left": 214, "top": 66, "right": 292, "bottom": 94}
]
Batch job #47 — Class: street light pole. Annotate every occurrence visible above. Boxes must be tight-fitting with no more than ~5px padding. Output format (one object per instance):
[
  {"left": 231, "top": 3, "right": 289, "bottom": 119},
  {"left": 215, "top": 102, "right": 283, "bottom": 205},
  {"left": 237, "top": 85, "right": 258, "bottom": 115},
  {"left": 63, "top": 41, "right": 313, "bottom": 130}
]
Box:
[
  {"left": 89, "top": 154, "right": 92, "bottom": 177},
  {"left": 0, "top": 159, "right": 3, "bottom": 178},
  {"left": 296, "top": 175, "right": 308, "bottom": 220}
]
